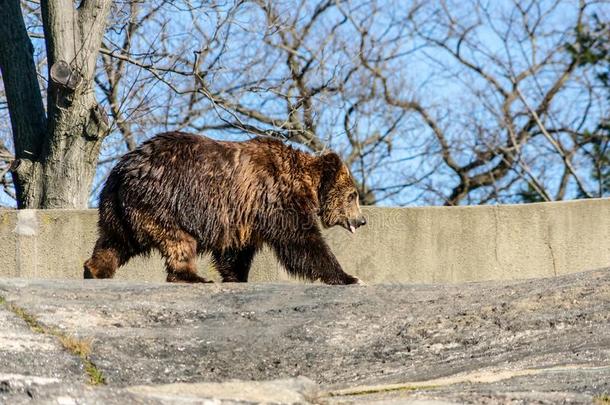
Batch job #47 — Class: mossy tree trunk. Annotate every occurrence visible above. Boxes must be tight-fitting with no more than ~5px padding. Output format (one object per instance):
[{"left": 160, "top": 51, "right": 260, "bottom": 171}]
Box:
[{"left": 0, "top": 0, "right": 112, "bottom": 208}]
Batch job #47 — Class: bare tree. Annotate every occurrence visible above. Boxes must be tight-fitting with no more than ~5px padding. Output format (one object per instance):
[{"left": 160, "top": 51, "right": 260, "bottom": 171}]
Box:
[
  {"left": 93, "top": 0, "right": 433, "bottom": 205},
  {"left": 92, "top": 0, "right": 607, "bottom": 206},
  {"left": 392, "top": 0, "right": 608, "bottom": 204},
  {"left": 0, "top": 0, "right": 112, "bottom": 208},
  {"left": 1, "top": 0, "right": 607, "bottom": 207}
]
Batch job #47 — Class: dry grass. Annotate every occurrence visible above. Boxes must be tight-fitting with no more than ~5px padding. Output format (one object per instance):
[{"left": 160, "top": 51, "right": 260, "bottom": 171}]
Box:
[
  {"left": 595, "top": 394, "right": 610, "bottom": 404},
  {"left": 9, "top": 304, "right": 45, "bottom": 334},
  {"left": 327, "top": 384, "right": 437, "bottom": 397},
  {"left": 59, "top": 335, "right": 92, "bottom": 358},
  {"left": 7, "top": 302, "right": 105, "bottom": 385}
]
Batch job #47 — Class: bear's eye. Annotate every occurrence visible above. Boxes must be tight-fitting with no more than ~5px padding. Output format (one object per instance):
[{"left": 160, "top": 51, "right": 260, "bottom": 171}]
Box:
[{"left": 348, "top": 191, "right": 357, "bottom": 202}]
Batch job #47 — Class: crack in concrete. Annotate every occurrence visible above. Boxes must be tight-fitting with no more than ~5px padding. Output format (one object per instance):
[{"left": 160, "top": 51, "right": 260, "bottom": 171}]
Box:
[
  {"left": 545, "top": 225, "right": 558, "bottom": 277},
  {"left": 547, "top": 241, "right": 558, "bottom": 277},
  {"left": 0, "top": 294, "right": 106, "bottom": 385},
  {"left": 325, "top": 364, "right": 610, "bottom": 397}
]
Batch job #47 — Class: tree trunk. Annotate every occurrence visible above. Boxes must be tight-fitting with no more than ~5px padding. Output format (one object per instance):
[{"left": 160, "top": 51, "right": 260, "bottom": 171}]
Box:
[
  {"left": 0, "top": 0, "right": 111, "bottom": 208},
  {"left": 0, "top": 0, "right": 48, "bottom": 207}
]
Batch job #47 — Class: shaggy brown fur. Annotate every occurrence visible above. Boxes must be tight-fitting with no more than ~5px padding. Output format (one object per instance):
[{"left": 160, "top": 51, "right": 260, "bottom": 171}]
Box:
[{"left": 84, "top": 132, "right": 367, "bottom": 284}]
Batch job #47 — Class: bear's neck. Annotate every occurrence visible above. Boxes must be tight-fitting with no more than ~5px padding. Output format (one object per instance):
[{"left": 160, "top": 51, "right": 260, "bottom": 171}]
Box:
[{"left": 306, "top": 155, "right": 325, "bottom": 207}]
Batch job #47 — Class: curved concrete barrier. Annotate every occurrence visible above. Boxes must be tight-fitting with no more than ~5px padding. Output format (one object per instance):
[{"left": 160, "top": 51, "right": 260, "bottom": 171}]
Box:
[{"left": 0, "top": 198, "right": 608, "bottom": 283}]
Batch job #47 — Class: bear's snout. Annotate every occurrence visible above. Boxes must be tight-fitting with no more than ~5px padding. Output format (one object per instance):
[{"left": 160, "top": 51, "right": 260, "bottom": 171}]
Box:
[
  {"left": 353, "top": 216, "right": 366, "bottom": 228},
  {"left": 346, "top": 216, "right": 367, "bottom": 233}
]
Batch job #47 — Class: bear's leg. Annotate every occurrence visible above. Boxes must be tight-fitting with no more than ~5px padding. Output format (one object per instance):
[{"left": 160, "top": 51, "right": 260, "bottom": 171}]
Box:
[
  {"left": 271, "top": 234, "right": 361, "bottom": 285},
  {"left": 84, "top": 237, "right": 128, "bottom": 279},
  {"left": 160, "top": 232, "right": 212, "bottom": 283},
  {"left": 212, "top": 246, "right": 257, "bottom": 282}
]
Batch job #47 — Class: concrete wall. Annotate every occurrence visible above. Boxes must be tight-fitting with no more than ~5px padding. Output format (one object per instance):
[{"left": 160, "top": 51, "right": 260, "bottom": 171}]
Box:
[{"left": 0, "top": 198, "right": 608, "bottom": 283}]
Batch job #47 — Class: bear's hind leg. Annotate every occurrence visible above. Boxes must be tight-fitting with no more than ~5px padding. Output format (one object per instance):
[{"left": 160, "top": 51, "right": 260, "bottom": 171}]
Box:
[
  {"left": 212, "top": 246, "right": 257, "bottom": 282},
  {"left": 160, "top": 231, "right": 212, "bottom": 283},
  {"left": 84, "top": 237, "right": 129, "bottom": 279}
]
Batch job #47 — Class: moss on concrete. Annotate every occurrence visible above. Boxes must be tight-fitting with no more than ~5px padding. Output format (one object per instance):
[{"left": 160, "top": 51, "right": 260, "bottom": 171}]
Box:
[{"left": 6, "top": 301, "right": 106, "bottom": 385}]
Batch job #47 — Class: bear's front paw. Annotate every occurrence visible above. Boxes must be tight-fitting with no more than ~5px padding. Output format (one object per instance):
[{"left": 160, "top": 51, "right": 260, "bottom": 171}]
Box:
[
  {"left": 321, "top": 274, "right": 365, "bottom": 285},
  {"left": 346, "top": 276, "right": 366, "bottom": 285},
  {"left": 354, "top": 277, "right": 367, "bottom": 286}
]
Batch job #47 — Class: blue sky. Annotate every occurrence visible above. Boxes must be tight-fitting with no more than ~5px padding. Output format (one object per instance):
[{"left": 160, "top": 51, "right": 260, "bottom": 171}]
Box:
[{"left": 0, "top": 0, "right": 608, "bottom": 207}]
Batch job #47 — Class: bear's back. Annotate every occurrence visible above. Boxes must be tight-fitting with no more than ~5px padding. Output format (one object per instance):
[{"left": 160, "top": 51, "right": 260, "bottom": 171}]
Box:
[{"left": 103, "top": 132, "right": 316, "bottom": 250}]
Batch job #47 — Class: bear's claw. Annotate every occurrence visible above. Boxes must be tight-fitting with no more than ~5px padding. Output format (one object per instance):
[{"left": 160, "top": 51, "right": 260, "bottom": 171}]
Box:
[
  {"left": 353, "top": 277, "right": 367, "bottom": 286},
  {"left": 166, "top": 273, "right": 213, "bottom": 283}
]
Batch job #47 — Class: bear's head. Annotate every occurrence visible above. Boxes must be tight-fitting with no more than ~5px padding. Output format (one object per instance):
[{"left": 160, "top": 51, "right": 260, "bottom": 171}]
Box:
[{"left": 316, "top": 152, "right": 367, "bottom": 233}]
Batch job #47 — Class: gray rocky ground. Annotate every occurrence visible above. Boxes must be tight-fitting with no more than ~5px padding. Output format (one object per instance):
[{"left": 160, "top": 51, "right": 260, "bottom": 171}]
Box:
[{"left": 0, "top": 269, "right": 609, "bottom": 404}]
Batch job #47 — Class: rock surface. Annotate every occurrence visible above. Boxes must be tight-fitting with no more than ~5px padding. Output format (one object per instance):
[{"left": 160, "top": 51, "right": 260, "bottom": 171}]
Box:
[{"left": 1, "top": 269, "right": 609, "bottom": 404}]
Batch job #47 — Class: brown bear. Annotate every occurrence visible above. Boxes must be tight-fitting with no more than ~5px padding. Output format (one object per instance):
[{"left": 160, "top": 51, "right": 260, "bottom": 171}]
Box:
[{"left": 84, "top": 132, "right": 367, "bottom": 284}]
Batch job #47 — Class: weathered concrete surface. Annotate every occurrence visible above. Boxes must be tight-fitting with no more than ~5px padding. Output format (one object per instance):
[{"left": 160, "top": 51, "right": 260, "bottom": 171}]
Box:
[
  {"left": 0, "top": 375, "right": 318, "bottom": 404},
  {"left": 1, "top": 269, "right": 609, "bottom": 403},
  {"left": 0, "top": 305, "right": 84, "bottom": 383},
  {"left": 1, "top": 198, "right": 609, "bottom": 283}
]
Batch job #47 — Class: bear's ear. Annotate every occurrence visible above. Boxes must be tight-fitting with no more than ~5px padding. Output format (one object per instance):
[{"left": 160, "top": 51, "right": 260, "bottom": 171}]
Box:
[
  {"left": 317, "top": 152, "right": 343, "bottom": 173},
  {"left": 316, "top": 152, "right": 343, "bottom": 195}
]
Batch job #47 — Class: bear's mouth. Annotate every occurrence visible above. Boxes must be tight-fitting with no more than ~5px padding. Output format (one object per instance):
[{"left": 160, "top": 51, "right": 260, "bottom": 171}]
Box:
[
  {"left": 342, "top": 216, "right": 367, "bottom": 234},
  {"left": 342, "top": 221, "right": 357, "bottom": 234}
]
